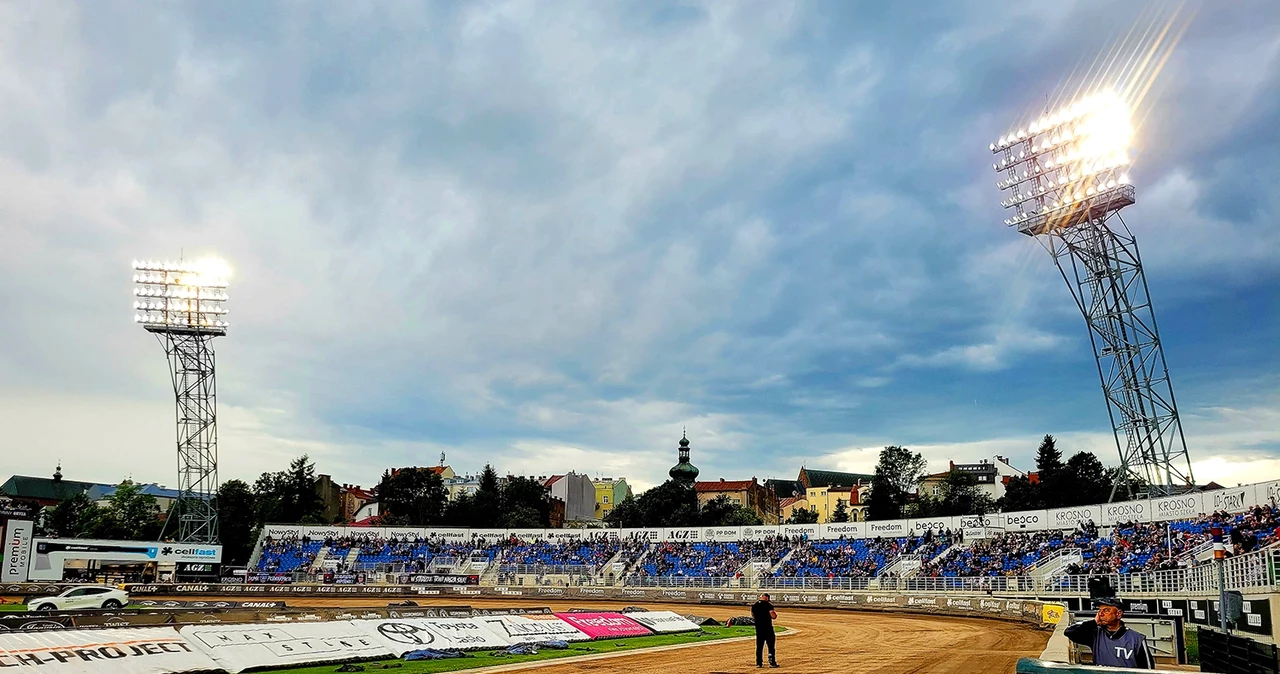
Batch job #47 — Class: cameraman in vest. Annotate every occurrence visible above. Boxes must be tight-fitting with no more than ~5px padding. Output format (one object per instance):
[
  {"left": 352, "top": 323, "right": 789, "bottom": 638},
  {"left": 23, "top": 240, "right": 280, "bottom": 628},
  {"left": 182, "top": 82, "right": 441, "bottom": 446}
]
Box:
[{"left": 1065, "top": 598, "right": 1155, "bottom": 669}]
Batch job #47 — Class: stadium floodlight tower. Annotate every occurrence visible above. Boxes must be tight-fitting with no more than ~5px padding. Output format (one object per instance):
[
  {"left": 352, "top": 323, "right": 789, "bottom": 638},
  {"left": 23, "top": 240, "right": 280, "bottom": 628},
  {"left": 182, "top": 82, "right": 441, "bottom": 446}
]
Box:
[
  {"left": 132, "top": 258, "right": 231, "bottom": 543},
  {"left": 989, "top": 90, "right": 1193, "bottom": 499}
]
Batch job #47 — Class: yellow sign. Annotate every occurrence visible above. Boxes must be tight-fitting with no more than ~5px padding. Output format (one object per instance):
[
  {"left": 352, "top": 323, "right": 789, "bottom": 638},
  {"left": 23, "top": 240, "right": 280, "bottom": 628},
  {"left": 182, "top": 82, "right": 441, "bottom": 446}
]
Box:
[{"left": 1042, "top": 603, "right": 1065, "bottom": 625}]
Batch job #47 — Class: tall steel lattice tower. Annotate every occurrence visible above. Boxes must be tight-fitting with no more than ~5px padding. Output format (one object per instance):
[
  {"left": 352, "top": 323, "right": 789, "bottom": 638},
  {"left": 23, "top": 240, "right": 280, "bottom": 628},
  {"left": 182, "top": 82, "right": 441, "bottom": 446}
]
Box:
[
  {"left": 132, "top": 258, "right": 231, "bottom": 543},
  {"left": 988, "top": 91, "right": 1193, "bottom": 499}
]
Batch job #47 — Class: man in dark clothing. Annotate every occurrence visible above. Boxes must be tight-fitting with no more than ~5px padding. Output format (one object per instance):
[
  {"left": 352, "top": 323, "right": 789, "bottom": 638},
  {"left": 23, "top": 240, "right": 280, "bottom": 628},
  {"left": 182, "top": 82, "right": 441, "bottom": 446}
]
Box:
[
  {"left": 751, "top": 593, "right": 779, "bottom": 668},
  {"left": 1064, "top": 598, "right": 1155, "bottom": 669}
]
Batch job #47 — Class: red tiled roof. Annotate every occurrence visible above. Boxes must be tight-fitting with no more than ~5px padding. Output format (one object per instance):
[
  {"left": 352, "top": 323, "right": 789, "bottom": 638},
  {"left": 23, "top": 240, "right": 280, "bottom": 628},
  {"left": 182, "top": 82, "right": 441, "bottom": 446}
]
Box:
[
  {"left": 543, "top": 475, "right": 564, "bottom": 487},
  {"left": 344, "top": 486, "right": 375, "bottom": 501},
  {"left": 695, "top": 479, "right": 755, "bottom": 492},
  {"left": 779, "top": 496, "right": 803, "bottom": 509}
]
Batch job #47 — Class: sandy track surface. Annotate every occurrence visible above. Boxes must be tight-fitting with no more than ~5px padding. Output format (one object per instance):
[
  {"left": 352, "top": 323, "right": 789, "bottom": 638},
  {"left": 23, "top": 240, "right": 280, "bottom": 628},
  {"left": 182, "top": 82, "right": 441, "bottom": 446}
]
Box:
[{"left": 177, "top": 596, "right": 1049, "bottom": 674}]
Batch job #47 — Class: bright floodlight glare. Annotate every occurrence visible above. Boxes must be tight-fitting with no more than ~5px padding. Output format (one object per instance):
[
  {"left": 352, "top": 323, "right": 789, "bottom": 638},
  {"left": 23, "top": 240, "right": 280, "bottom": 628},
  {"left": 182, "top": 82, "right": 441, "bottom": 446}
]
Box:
[
  {"left": 131, "top": 257, "right": 231, "bottom": 335},
  {"left": 990, "top": 90, "right": 1136, "bottom": 234}
]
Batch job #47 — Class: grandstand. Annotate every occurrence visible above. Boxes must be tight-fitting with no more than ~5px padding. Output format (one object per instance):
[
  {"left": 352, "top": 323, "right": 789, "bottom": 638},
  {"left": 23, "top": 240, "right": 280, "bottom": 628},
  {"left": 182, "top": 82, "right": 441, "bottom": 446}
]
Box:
[{"left": 245, "top": 479, "right": 1280, "bottom": 598}]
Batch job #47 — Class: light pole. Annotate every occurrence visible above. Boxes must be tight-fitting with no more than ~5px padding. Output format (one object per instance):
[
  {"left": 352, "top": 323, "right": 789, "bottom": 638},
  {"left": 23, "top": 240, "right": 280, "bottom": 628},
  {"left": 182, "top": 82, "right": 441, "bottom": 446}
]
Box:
[
  {"left": 132, "top": 258, "right": 231, "bottom": 544},
  {"left": 987, "top": 91, "right": 1194, "bottom": 499}
]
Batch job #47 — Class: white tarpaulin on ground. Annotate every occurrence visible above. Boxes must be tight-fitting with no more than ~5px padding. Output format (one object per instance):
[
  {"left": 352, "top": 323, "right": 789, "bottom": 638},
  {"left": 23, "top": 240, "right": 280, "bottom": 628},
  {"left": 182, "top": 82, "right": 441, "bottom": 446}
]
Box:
[
  {"left": 180, "top": 621, "right": 391, "bottom": 673},
  {"left": 362, "top": 618, "right": 511, "bottom": 654},
  {"left": 0, "top": 627, "right": 218, "bottom": 673},
  {"left": 475, "top": 614, "right": 592, "bottom": 642},
  {"left": 625, "top": 610, "right": 701, "bottom": 633}
]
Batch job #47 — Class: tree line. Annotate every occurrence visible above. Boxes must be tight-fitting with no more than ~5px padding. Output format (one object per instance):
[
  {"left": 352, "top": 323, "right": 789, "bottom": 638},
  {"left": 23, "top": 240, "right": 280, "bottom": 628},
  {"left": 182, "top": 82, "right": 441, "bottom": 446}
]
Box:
[
  {"left": 863, "top": 435, "right": 1127, "bottom": 521},
  {"left": 604, "top": 479, "right": 763, "bottom": 528}
]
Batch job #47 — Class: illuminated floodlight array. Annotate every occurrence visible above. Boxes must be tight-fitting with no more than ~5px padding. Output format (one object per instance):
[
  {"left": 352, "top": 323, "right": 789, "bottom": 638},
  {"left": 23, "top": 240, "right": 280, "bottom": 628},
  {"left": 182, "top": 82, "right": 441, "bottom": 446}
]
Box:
[
  {"left": 131, "top": 258, "right": 231, "bottom": 333},
  {"left": 990, "top": 91, "right": 1136, "bottom": 234}
]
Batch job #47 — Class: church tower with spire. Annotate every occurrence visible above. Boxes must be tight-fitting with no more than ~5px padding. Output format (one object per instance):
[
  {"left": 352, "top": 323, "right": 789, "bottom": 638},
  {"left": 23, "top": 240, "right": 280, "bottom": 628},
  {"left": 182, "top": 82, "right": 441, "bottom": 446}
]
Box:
[{"left": 668, "top": 429, "right": 700, "bottom": 483}]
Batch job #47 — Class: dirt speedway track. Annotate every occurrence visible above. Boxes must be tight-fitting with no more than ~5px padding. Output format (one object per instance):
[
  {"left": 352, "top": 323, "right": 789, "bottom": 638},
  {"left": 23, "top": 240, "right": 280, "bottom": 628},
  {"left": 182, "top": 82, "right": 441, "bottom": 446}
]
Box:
[{"left": 181, "top": 595, "right": 1050, "bottom": 674}]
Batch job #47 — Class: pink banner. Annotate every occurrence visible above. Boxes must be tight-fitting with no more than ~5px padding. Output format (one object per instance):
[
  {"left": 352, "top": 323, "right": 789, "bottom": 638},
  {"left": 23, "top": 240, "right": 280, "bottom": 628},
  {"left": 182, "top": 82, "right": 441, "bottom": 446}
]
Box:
[{"left": 553, "top": 612, "right": 653, "bottom": 639}]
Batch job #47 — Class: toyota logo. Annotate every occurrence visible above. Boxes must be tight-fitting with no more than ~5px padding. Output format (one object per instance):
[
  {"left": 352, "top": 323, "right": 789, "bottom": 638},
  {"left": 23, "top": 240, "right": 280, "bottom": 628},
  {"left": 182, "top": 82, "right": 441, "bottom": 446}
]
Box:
[{"left": 377, "top": 622, "right": 434, "bottom": 645}]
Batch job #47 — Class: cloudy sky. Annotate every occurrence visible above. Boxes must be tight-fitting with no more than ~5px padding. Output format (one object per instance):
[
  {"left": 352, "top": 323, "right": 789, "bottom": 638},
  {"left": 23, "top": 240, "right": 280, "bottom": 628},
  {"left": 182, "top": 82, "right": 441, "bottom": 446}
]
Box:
[{"left": 1, "top": 1, "right": 1277, "bottom": 495}]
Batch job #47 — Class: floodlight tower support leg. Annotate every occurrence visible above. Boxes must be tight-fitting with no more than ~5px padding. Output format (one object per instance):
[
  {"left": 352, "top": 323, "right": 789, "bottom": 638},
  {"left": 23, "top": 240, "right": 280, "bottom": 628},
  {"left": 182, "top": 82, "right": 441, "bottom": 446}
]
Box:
[
  {"left": 1041, "top": 213, "right": 1194, "bottom": 499},
  {"left": 159, "top": 332, "right": 220, "bottom": 544}
]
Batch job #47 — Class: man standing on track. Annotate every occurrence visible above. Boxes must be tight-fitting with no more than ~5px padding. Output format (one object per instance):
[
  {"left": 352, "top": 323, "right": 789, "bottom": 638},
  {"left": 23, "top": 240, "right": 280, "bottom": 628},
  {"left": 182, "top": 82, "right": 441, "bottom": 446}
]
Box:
[
  {"left": 751, "top": 593, "right": 779, "bottom": 668},
  {"left": 1064, "top": 598, "right": 1155, "bottom": 669}
]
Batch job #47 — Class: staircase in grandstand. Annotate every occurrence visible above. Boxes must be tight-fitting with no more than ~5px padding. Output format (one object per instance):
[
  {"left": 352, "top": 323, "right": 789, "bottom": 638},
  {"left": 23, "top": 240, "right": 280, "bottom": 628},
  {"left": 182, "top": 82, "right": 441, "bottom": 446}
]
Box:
[
  {"left": 1026, "top": 547, "right": 1083, "bottom": 582},
  {"left": 343, "top": 547, "right": 361, "bottom": 569},
  {"left": 877, "top": 553, "right": 923, "bottom": 579},
  {"left": 308, "top": 546, "right": 331, "bottom": 573}
]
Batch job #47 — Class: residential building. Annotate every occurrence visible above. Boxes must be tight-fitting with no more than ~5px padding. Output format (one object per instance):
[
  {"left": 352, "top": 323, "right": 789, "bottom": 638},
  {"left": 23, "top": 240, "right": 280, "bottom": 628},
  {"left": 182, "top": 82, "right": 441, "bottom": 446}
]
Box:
[
  {"left": 765, "top": 479, "right": 802, "bottom": 500},
  {"left": 340, "top": 484, "right": 375, "bottom": 523},
  {"left": 542, "top": 472, "right": 596, "bottom": 523},
  {"left": 592, "top": 477, "right": 632, "bottom": 520},
  {"left": 779, "top": 495, "right": 808, "bottom": 522},
  {"left": 444, "top": 474, "right": 481, "bottom": 500},
  {"left": 694, "top": 477, "right": 781, "bottom": 524},
  {"left": 801, "top": 484, "right": 863, "bottom": 523},
  {"left": 919, "top": 456, "right": 1027, "bottom": 501}
]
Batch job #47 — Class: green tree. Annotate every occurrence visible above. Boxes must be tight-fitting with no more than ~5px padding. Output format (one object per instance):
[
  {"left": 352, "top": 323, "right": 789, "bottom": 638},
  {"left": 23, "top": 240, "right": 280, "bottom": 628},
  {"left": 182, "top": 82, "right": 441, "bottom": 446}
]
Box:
[
  {"left": 830, "top": 500, "right": 851, "bottom": 523},
  {"left": 997, "top": 474, "right": 1041, "bottom": 511},
  {"left": 1060, "top": 451, "right": 1111, "bottom": 507},
  {"left": 442, "top": 492, "right": 478, "bottom": 526},
  {"left": 107, "top": 480, "right": 161, "bottom": 540},
  {"left": 637, "top": 480, "right": 700, "bottom": 527},
  {"left": 698, "top": 495, "right": 763, "bottom": 526},
  {"left": 866, "top": 446, "right": 927, "bottom": 520},
  {"left": 501, "top": 476, "right": 551, "bottom": 528},
  {"left": 604, "top": 495, "right": 643, "bottom": 528},
  {"left": 1036, "top": 435, "right": 1066, "bottom": 509},
  {"left": 928, "top": 470, "right": 996, "bottom": 517},
  {"left": 216, "top": 480, "right": 257, "bottom": 565},
  {"left": 252, "top": 455, "right": 325, "bottom": 524},
  {"left": 376, "top": 467, "right": 448, "bottom": 525},
  {"left": 474, "top": 465, "right": 503, "bottom": 527},
  {"left": 785, "top": 507, "right": 819, "bottom": 524},
  {"left": 42, "top": 492, "right": 95, "bottom": 537}
]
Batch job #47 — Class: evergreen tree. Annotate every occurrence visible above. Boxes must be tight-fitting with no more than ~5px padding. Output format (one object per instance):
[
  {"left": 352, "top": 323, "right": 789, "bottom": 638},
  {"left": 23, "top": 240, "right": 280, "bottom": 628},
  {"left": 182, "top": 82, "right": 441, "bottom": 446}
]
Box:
[
  {"left": 1035, "top": 435, "right": 1066, "bottom": 508},
  {"left": 42, "top": 492, "right": 94, "bottom": 538},
  {"left": 604, "top": 496, "right": 643, "bottom": 528},
  {"left": 1060, "top": 451, "right": 1111, "bottom": 507},
  {"left": 830, "top": 500, "right": 851, "bottom": 523},
  {"left": 699, "top": 495, "right": 763, "bottom": 526},
  {"left": 500, "top": 476, "right": 551, "bottom": 527},
  {"left": 997, "top": 475, "right": 1041, "bottom": 511},
  {"left": 376, "top": 467, "right": 448, "bottom": 525},
  {"left": 216, "top": 480, "right": 256, "bottom": 565}
]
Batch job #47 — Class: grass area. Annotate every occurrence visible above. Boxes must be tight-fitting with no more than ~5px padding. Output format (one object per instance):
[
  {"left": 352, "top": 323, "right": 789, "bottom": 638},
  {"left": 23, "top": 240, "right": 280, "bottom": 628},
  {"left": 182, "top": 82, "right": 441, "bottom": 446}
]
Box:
[
  {"left": 0, "top": 605, "right": 29, "bottom": 612},
  {"left": 1183, "top": 626, "right": 1199, "bottom": 665},
  {"left": 258, "top": 625, "right": 773, "bottom": 674}
]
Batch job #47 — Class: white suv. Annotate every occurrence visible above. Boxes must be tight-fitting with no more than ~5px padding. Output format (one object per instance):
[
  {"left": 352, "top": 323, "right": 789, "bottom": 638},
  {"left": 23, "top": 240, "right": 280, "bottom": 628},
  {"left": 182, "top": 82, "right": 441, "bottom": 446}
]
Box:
[{"left": 27, "top": 586, "right": 130, "bottom": 611}]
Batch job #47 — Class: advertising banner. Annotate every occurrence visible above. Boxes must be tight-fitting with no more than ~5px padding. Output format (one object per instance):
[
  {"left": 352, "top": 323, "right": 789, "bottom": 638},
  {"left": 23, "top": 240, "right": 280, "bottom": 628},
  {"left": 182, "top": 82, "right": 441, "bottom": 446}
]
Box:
[
  {"left": 1148, "top": 493, "right": 1202, "bottom": 522},
  {"left": 0, "top": 627, "right": 219, "bottom": 672},
  {"left": 956, "top": 514, "right": 1002, "bottom": 530},
  {"left": 620, "top": 528, "right": 662, "bottom": 543},
  {"left": 0, "top": 499, "right": 38, "bottom": 520},
  {"left": 553, "top": 612, "right": 652, "bottom": 639},
  {"left": 909, "top": 517, "right": 956, "bottom": 535},
  {"left": 400, "top": 574, "right": 479, "bottom": 586},
  {"left": 476, "top": 614, "right": 591, "bottom": 642},
  {"left": 1256, "top": 480, "right": 1280, "bottom": 508},
  {"left": 625, "top": 610, "right": 700, "bottom": 633},
  {"left": 421, "top": 529, "right": 471, "bottom": 542},
  {"left": 1001, "top": 510, "right": 1047, "bottom": 531},
  {"left": 818, "top": 522, "right": 863, "bottom": 539},
  {"left": 180, "top": 622, "right": 389, "bottom": 673},
  {"left": 865, "top": 520, "right": 907, "bottom": 538},
  {"left": 1205, "top": 486, "right": 1254, "bottom": 514},
  {"left": 1100, "top": 499, "right": 1150, "bottom": 526},
  {"left": 543, "top": 530, "right": 586, "bottom": 542},
  {"left": 2, "top": 520, "right": 32, "bottom": 583},
  {"left": 778, "top": 524, "right": 819, "bottom": 539},
  {"left": 363, "top": 618, "right": 510, "bottom": 654},
  {"left": 468, "top": 528, "right": 509, "bottom": 542},
  {"left": 740, "top": 526, "right": 781, "bottom": 541},
  {"left": 27, "top": 539, "right": 222, "bottom": 582},
  {"left": 660, "top": 527, "right": 701, "bottom": 542},
  {"left": 1047, "top": 505, "right": 1102, "bottom": 531},
  {"left": 700, "top": 526, "right": 743, "bottom": 542}
]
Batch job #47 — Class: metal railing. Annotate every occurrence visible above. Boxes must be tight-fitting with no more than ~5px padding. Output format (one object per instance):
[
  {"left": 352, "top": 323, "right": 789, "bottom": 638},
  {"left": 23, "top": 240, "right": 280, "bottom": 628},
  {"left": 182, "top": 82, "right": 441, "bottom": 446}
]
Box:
[{"left": 621, "top": 575, "right": 749, "bottom": 588}]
